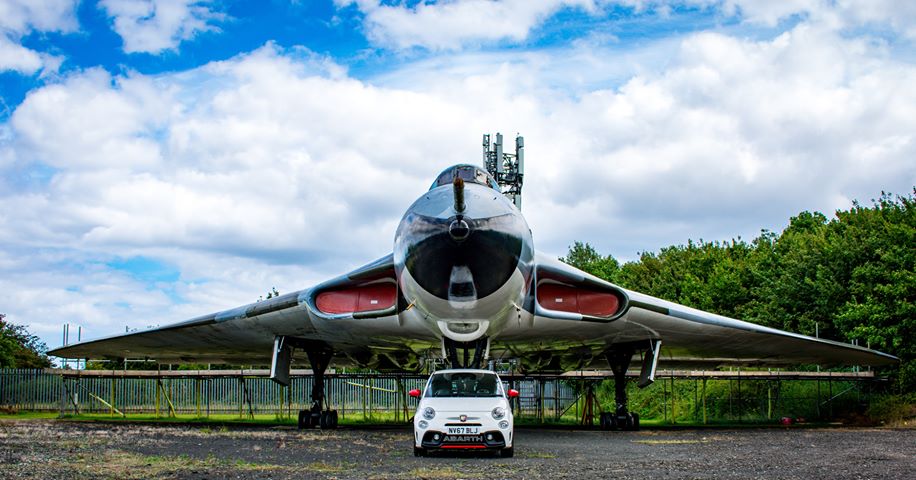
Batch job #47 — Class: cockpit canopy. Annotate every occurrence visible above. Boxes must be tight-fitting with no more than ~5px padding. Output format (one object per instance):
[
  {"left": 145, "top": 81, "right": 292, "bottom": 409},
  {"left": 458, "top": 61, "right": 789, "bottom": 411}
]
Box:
[{"left": 431, "top": 164, "right": 500, "bottom": 192}]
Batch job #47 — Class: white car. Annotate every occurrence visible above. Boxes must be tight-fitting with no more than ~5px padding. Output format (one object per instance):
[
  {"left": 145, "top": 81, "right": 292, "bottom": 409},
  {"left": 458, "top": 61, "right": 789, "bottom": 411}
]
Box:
[{"left": 409, "top": 369, "right": 518, "bottom": 457}]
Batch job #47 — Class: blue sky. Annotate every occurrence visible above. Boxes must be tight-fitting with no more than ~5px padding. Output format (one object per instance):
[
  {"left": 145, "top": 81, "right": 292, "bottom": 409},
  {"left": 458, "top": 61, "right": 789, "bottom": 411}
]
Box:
[{"left": 1, "top": 0, "right": 914, "bottom": 353}]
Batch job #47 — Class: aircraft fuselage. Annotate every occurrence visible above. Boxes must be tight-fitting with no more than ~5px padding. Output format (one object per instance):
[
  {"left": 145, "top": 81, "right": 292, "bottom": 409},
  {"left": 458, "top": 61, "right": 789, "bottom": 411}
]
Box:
[{"left": 394, "top": 165, "right": 533, "bottom": 344}]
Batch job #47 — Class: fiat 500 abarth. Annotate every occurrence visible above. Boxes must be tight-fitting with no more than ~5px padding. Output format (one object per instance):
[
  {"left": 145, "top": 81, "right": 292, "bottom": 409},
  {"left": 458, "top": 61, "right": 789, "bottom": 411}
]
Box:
[{"left": 410, "top": 369, "right": 518, "bottom": 457}]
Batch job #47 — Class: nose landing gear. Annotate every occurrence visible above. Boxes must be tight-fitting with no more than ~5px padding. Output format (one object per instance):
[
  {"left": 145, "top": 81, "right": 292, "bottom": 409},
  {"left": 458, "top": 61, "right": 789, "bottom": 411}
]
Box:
[{"left": 442, "top": 336, "right": 489, "bottom": 369}]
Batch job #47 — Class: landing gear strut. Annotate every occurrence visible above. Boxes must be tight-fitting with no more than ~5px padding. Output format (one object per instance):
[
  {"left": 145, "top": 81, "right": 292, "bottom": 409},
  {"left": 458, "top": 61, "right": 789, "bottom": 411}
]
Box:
[
  {"left": 442, "top": 336, "right": 489, "bottom": 369},
  {"left": 296, "top": 347, "right": 338, "bottom": 430},
  {"left": 597, "top": 340, "right": 661, "bottom": 431},
  {"left": 599, "top": 348, "right": 639, "bottom": 431}
]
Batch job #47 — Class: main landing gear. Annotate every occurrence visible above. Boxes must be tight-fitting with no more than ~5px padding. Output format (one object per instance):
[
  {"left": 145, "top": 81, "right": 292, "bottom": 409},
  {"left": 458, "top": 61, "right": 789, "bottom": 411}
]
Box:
[
  {"left": 599, "top": 340, "right": 661, "bottom": 432},
  {"left": 270, "top": 336, "right": 338, "bottom": 430},
  {"left": 296, "top": 348, "right": 339, "bottom": 429}
]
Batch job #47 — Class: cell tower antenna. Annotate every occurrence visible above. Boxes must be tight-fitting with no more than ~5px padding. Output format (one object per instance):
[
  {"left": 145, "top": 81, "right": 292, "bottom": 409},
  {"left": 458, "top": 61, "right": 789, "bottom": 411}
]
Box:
[{"left": 482, "top": 132, "right": 525, "bottom": 209}]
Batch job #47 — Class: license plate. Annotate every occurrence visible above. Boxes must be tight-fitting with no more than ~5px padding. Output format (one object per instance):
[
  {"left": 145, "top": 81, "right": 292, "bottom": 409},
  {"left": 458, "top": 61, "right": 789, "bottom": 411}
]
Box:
[{"left": 446, "top": 426, "right": 480, "bottom": 435}]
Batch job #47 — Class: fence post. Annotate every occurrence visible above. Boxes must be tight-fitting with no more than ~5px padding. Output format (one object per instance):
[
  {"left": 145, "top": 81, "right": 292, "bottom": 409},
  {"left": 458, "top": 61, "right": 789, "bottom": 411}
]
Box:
[{"left": 702, "top": 377, "right": 707, "bottom": 425}]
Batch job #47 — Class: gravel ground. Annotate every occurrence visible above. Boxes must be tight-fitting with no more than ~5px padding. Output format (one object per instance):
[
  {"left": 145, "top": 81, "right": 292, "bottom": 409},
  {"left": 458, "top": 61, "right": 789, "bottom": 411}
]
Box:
[{"left": 0, "top": 419, "right": 913, "bottom": 479}]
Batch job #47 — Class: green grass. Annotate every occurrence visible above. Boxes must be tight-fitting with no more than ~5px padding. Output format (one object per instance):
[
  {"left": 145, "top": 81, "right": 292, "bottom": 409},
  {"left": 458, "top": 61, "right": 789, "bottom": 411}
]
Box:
[{"left": 0, "top": 411, "right": 60, "bottom": 420}]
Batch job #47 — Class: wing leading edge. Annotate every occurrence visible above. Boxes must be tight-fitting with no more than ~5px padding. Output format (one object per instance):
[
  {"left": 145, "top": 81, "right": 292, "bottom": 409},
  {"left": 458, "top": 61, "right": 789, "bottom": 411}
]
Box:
[
  {"left": 48, "top": 254, "right": 403, "bottom": 364},
  {"left": 527, "top": 253, "right": 898, "bottom": 368}
]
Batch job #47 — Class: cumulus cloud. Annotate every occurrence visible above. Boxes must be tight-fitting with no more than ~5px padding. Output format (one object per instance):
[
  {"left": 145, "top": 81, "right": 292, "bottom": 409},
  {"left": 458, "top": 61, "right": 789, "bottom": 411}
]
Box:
[
  {"left": 0, "top": 0, "right": 78, "bottom": 34},
  {"left": 341, "top": 0, "right": 916, "bottom": 52},
  {"left": 2, "top": 8, "right": 915, "bottom": 349},
  {"left": 0, "top": 0, "right": 77, "bottom": 75},
  {"left": 336, "top": 0, "right": 597, "bottom": 50},
  {"left": 0, "top": 36, "right": 43, "bottom": 74},
  {"left": 99, "top": 0, "right": 226, "bottom": 54}
]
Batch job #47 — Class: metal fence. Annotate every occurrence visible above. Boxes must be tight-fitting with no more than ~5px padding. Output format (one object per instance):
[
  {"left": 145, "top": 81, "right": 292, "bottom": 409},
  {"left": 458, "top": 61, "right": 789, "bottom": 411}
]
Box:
[
  {"left": 0, "top": 369, "right": 578, "bottom": 421},
  {"left": 0, "top": 368, "right": 879, "bottom": 423}
]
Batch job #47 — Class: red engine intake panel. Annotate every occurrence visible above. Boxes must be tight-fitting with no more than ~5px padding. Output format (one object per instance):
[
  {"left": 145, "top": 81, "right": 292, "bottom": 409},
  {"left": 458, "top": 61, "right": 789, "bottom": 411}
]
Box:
[
  {"left": 537, "top": 283, "right": 620, "bottom": 318},
  {"left": 316, "top": 283, "right": 397, "bottom": 315}
]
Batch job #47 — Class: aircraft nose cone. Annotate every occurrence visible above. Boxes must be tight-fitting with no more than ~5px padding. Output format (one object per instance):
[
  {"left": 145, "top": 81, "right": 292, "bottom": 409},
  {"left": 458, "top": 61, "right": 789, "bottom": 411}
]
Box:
[{"left": 449, "top": 218, "right": 470, "bottom": 242}]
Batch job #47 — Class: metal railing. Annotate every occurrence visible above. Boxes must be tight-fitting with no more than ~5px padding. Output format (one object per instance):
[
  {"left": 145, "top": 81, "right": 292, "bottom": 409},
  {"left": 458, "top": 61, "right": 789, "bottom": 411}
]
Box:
[{"left": 0, "top": 368, "right": 880, "bottom": 424}]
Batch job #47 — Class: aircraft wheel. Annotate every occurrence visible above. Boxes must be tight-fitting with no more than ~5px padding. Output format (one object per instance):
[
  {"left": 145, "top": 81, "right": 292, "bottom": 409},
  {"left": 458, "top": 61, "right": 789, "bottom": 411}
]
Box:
[
  {"left": 501, "top": 447, "right": 514, "bottom": 458},
  {"left": 297, "top": 410, "right": 308, "bottom": 429},
  {"left": 319, "top": 411, "right": 330, "bottom": 429},
  {"left": 413, "top": 446, "right": 427, "bottom": 457},
  {"left": 599, "top": 412, "right": 609, "bottom": 430}
]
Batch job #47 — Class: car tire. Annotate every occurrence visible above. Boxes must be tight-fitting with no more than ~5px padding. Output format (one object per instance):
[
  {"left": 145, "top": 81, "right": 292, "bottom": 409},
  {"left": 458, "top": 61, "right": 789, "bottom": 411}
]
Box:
[
  {"left": 631, "top": 412, "right": 640, "bottom": 431},
  {"left": 330, "top": 410, "right": 339, "bottom": 429},
  {"left": 414, "top": 447, "right": 427, "bottom": 457},
  {"left": 501, "top": 447, "right": 514, "bottom": 458}
]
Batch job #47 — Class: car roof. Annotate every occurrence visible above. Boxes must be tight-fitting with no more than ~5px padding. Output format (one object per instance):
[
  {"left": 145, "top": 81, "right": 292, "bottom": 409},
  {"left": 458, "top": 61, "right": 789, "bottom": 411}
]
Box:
[{"left": 430, "top": 369, "right": 499, "bottom": 374}]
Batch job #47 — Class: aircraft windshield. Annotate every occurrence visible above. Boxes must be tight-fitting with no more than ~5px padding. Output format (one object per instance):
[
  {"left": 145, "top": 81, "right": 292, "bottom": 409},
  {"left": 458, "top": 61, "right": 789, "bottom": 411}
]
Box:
[
  {"left": 431, "top": 165, "right": 500, "bottom": 191},
  {"left": 425, "top": 371, "right": 502, "bottom": 398}
]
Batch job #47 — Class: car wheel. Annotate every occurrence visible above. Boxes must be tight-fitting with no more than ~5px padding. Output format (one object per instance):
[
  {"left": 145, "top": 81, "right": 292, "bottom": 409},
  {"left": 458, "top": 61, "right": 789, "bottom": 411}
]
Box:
[
  {"left": 631, "top": 412, "right": 640, "bottom": 431},
  {"left": 414, "top": 447, "right": 427, "bottom": 457},
  {"left": 501, "top": 447, "right": 514, "bottom": 458},
  {"left": 330, "top": 410, "right": 339, "bottom": 429}
]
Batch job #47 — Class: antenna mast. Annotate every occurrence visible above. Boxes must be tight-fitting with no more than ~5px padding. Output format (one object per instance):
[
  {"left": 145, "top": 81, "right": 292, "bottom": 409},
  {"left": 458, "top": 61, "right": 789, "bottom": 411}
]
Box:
[{"left": 482, "top": 133, "right": 525, "bottom": 209}]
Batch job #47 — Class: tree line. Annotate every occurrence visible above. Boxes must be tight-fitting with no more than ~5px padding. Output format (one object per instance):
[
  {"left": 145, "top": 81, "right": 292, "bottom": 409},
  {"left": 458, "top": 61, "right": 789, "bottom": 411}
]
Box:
[{"left": 562, "top": 190, "right": 915, "bottom": 392}]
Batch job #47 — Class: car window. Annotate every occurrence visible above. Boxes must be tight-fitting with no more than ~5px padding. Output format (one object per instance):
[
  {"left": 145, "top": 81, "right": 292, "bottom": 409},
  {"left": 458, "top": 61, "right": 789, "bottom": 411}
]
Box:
[{"left": 424, "top": 372, "right": 502, "bottom": 397}]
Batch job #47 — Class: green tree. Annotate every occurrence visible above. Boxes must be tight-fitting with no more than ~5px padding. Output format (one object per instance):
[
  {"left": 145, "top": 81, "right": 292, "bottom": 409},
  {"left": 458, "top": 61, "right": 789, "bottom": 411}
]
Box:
[
  {"left": 0, "top": 314, "right": 52, "bottom": 368},
  {"left": 562, "top": 188, "right": 915, "bottom": 391},
  {"left": 560, "top": 241, "right": 620, "bottom": 282}
]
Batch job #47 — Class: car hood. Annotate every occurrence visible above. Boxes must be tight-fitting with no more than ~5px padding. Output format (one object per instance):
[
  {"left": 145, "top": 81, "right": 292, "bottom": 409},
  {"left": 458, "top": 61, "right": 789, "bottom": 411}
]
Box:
[{"left": 419, "top": 397, "right": 507, "bottom": 413}]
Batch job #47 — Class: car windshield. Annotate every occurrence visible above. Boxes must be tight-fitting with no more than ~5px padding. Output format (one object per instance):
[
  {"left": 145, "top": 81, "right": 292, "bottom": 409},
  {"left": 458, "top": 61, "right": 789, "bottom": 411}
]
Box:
[
  {"left": 430, "top": 165, "right": 500, "bottom": 191},
  {"left": 425, "top": 371, "right": 501, "bottom": 398}
]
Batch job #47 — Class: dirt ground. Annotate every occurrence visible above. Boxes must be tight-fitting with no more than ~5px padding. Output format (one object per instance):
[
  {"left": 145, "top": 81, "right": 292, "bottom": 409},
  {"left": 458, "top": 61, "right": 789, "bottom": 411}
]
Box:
[{"left": 0, "top": 419, "right": 913, "bottom": 479}]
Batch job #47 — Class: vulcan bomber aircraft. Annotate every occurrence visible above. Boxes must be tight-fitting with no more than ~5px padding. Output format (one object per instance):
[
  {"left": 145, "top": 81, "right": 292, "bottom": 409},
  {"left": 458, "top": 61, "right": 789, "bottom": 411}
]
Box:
[{"left": 51, "top": 134, "right": 898, "bottom": 430}]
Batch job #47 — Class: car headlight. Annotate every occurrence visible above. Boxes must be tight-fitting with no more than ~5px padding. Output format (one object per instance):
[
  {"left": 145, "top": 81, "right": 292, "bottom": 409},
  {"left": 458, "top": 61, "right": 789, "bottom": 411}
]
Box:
[
  {"left": 423, "top": 407, "right": 436, "bottom": 420},
  {"left": 499, "top": 420, "right": 509, "bottom": 429},
  {"left": 491, "top": 407, "right": 506, "bottom": 420},
  {"left": 418, "top": 420, "right": 429, "bottom": 429}
]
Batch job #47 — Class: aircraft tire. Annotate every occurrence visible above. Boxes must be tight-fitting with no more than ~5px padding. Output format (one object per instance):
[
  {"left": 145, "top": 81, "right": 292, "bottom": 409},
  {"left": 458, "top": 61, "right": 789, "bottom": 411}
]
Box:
[
  {"left": 297, "top": 410, "right": 308, "bottom": 429},
  {"left": 319, "top": 411, "right": 329, "bottom": 429}
]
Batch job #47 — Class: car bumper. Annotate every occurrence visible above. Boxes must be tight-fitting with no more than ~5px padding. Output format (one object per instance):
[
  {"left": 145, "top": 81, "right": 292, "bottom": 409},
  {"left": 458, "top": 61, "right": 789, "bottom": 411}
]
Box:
[{"left": 419, "top": 429, "right": 509, "bottom": 450}]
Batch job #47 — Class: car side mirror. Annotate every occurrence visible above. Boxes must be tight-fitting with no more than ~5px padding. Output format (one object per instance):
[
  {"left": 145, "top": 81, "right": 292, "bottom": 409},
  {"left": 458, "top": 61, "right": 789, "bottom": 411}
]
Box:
[
  {"left": 507, "top": 389, "right": 519, "bottom": 398},
  {"left": 408, "top": 389, "right": 421, "bottom": 398}
]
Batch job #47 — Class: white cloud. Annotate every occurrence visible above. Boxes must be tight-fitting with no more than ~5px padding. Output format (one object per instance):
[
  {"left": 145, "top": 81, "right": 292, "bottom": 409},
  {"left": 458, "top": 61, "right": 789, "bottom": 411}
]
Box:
[
  {"left": 0, "top": 0, "right": 77, "bottom": 75},
  {"left": 336, "top": 0, "right": 597, "bottom": 50},
  {"left": 0, "top": 0, "right": 78, "bottom": 34},
  {"left": 0, "top": 35, "right": 43, "bottom": 74},
  {"left": 340, "top": 0, "right": 916, "bottom": 52},
  {"left": 2, "top": 8, "right": 915, "bottom": 350},
  {"left": 99, "top": 0, "right": 225, "bottom": 54},
  {"left": 682, "top": 1, "right": 916, "bottom": 37}
]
